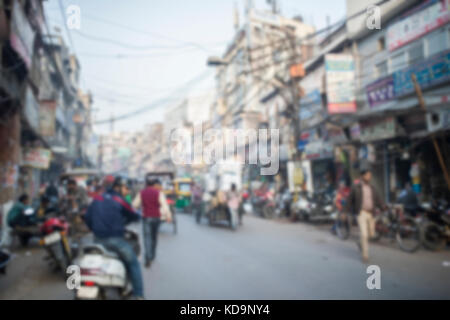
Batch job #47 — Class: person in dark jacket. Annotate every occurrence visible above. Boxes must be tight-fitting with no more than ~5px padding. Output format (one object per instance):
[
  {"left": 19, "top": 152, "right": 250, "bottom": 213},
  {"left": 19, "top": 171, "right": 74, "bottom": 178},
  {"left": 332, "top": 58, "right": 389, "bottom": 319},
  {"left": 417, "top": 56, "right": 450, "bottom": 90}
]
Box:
[
  {"left": 346, "top": 166, "right": 385, "bottom": 263},
  {"left": 84, "top": 176, "right": 144, "bottom": 299}
]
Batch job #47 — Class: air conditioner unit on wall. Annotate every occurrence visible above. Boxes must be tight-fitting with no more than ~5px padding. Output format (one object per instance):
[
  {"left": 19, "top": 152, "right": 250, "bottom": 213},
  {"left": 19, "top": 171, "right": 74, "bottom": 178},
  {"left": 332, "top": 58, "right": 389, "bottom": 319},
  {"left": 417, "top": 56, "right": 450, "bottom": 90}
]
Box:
[{"left": 426, "top": 110, "right": 450, "bottom": 132}]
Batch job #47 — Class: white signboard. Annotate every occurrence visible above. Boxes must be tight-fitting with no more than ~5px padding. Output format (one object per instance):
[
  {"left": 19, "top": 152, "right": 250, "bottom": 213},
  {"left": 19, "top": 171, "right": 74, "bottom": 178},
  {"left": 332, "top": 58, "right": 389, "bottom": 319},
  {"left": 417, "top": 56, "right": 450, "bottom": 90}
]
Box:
[{"left": 387, "top": 0, "right": 450, "bottom": 52}]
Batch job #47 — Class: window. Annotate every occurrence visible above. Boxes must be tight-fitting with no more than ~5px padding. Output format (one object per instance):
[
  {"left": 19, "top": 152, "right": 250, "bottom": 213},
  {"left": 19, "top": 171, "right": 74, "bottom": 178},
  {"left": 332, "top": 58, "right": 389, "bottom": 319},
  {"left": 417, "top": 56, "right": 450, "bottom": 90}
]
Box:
[
  {"left": 408, "top": 42, "right": 424, "bottom": 66},
  {"left": 377, "top": 37, "right": 385, "bottom": 51},
  {"left": 375, "top": 61, "right": 388, "bottom": 78},
  {"left": 427, "top": 29, "right": 448, "bottom": 58},
  {"left": 390, "top": 52, "right": 406, "bottom": 73}
]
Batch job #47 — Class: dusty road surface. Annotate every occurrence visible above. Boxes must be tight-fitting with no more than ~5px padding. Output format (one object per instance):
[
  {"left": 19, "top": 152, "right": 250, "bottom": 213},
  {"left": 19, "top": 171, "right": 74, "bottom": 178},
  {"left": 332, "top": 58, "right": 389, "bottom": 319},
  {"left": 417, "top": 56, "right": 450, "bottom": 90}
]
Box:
[{"left": 1, "top": 214, "right": 450, "bottom": 299}]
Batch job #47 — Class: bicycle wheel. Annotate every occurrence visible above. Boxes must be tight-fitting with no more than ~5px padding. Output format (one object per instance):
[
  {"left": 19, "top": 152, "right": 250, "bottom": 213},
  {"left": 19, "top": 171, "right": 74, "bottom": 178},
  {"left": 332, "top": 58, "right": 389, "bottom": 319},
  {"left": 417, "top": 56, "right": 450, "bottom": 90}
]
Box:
[
  {"left": 396, "top": 217, "right": 421, "bottom": 253},
  {"left": 335, "top": 212, "right": 350, "bottom": 240}
]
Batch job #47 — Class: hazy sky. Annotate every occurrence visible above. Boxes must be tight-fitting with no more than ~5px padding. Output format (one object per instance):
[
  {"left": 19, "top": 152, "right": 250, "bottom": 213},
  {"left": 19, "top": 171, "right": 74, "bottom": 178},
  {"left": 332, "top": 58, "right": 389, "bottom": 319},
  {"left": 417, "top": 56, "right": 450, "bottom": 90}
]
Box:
[{"left": 44, "top": 0, "right": 346, "bottom": 135}]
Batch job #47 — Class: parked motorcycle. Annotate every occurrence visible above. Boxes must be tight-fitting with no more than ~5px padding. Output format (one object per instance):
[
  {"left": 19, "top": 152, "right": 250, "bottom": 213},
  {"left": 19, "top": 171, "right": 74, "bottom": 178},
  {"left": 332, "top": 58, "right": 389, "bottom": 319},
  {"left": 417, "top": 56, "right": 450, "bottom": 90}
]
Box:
[
  {"left": 291, "top": 190, "right": 335, "bottom": 223},
  {"left": 75, "top": 230, "right": 140, "bottom": 300},
  {"left": 251, "top": 190, "right": 276, "bottom": 219},
  {"left": 39, "top": 216, "right": 72, "bottom": 278},
  {"left": 420, "top": 199, "right": 450, "bottom": 251},
  {"left": 274, "top": 189, "right": 292, "bottom": 218}
]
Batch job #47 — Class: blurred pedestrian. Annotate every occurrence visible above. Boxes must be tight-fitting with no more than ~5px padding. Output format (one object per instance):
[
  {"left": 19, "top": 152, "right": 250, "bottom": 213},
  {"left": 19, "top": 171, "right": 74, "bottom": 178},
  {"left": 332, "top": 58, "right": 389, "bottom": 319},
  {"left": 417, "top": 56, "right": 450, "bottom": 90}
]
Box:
[
  {"left": 192, "top": 182, "right": 203, "bottom": 223},
  {"left": 346, "top": 165, "right": 385, "bottom": 263},
  {"left": 227, "top": 183, "right": 242, "bottom": 227},
  {"left": 133, "top": 176, "right": 172, "bottom": 268}
]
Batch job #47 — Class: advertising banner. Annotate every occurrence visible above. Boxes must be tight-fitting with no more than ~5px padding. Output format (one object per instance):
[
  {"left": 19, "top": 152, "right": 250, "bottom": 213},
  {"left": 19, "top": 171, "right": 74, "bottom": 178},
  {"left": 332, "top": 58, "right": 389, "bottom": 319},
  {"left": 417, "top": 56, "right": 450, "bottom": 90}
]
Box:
[
  {"left": 22, "top": 148, "right": 52, "bottom": 170},
  {"left": 387, "top": 0, "right": 450, "bottom": 52},
  {"left": 325, "top": 54, "right": 357, "bottom": 114}
]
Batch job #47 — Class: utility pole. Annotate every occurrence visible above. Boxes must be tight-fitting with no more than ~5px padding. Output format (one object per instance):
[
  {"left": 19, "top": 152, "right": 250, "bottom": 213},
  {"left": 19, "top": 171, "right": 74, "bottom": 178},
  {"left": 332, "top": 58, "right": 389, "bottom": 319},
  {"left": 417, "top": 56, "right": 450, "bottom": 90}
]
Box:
[
  {"left": 411, "top": 74, "right": 450, "bottom": 191},
  {"left": 284, "top": 27, "right": 303, "bottom": 161}
]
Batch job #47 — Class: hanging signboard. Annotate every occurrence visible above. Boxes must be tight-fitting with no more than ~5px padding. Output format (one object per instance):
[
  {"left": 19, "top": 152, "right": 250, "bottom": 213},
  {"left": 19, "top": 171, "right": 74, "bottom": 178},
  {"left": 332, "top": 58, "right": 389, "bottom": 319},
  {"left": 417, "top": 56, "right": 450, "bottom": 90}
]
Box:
[
  {"left": 10, "top": 1, "right": 35, "bottom": 70},
  {"left": 387, "top": 0, "right": 450, "bottom": 52},
  {"left": 360, "top": 117, "right": 397, "bottom": 142},
  {"left": 22, "top": 148, "right": 52, "bottom": 170},
  {"left": 325, "top": 54, "right": 357, "bottom": 114},
  {"left": 39, "top": 100, "right": 56, "bottom": 137}
]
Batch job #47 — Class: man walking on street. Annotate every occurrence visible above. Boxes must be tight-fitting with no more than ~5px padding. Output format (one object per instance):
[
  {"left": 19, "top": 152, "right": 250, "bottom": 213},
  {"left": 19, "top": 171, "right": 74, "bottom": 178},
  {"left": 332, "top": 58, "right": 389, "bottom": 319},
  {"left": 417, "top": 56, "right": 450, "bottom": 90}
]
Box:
[
  {"left": 133, "top": 176, "right": 172, "bottom": 268},
  {"left": 346, "top": 165, "right": 385, "bottom": 263}
]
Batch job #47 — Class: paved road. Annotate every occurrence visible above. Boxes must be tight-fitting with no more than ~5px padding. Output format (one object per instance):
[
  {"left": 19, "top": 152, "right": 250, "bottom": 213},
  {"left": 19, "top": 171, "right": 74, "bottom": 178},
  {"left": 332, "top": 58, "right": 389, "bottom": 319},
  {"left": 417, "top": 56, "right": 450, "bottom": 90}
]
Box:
[{"left": 1, "top": 214, "right": 450, "bottom": 299}]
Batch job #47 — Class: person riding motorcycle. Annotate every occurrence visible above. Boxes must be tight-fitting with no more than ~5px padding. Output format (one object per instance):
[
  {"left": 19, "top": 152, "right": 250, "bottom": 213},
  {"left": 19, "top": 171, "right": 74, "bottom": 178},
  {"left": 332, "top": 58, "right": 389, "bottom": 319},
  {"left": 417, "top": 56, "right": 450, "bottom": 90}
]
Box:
[{"left": 83, "top": 176, "right": 144, "bottom": 299}]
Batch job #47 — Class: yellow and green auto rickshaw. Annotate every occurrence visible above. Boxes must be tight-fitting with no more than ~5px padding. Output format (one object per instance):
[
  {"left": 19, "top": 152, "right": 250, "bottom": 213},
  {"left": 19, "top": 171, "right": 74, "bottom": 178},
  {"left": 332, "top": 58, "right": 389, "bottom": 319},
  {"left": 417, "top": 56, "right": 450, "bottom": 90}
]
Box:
[{"left": 174, "top": 178, "right": 193, "bottom": 212}]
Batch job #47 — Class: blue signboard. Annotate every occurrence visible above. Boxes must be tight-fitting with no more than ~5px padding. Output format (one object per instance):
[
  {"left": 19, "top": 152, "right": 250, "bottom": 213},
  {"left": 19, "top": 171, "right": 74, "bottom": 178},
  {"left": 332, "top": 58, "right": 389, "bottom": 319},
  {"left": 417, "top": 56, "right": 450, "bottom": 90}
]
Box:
[
  {"left": 393, "top": 49, "right": 450, "bottom": 97},
  {"left": 299, "top": 89, "right": 322, "bottom": 120}
]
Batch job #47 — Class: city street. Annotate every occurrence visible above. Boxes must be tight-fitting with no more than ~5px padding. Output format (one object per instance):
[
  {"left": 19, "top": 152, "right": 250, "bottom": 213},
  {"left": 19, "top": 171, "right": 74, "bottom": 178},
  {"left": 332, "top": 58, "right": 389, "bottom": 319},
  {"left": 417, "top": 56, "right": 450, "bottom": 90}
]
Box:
[{"left": 1, "top": 214, "right": 450, "bottom": 300}]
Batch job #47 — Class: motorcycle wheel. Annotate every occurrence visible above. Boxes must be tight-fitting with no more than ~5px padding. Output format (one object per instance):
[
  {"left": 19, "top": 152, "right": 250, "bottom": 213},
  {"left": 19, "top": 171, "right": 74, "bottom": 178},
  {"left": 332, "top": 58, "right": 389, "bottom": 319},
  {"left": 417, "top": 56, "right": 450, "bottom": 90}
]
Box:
[
  {"left": 336, "top": 213, "right": 350, "bottom": 240},
  {"left": 396, "top": 217, "right": 421, "bottom": 253},
  {"left": 263, "top": 206, "right": 275, "bottom": 219},
  {"left": 103, "top": 288, "right": 122, "bottom": 300},
  {"left": 54, "top": 242, "right": 70, "bottom": 279},
  {"left": 421, "top": 221, "right": 446, "bottom": 251}
]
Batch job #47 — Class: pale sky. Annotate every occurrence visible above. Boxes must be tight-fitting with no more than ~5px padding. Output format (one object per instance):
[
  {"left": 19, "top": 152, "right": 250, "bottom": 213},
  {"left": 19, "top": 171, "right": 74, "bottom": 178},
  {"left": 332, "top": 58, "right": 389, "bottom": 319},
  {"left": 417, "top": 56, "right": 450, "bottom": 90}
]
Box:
[{"left": 44, "top": 0, "right": 346, "bottom": 135}]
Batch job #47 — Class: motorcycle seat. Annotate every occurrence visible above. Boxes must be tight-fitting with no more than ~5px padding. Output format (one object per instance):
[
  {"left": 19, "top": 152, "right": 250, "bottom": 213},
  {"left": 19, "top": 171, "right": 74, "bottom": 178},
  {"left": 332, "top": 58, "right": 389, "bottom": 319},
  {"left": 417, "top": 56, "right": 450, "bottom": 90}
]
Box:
[{"left": 82, "top": 244, "right": 119, "bottom": 259}]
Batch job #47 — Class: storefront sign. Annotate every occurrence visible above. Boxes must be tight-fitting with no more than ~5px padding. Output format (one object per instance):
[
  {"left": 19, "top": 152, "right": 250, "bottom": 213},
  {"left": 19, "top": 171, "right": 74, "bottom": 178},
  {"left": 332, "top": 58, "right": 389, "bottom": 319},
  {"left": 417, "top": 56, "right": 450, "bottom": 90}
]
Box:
[
  {"left": 325, "top": 54, "right": 357, "bottom": 114},
  {"left": 39, "top": 100, "right": 56, "bottom": 137},
  {"left": 10, "top": 1, "right": 35, "bottom": 69},
  {"left": 324, "top": 124, "right": 348, "bottom": 145},
  {"left": 304, "top": 141, "right": 334, "bottom": 160},
  {"left": 360, "top": 117, "right": 397, "bottom": 142},
  {"left": 299, "top": 89, "right": 322, "bottom": 120},
  {"left": 393, "top": 49, "right": 450, "bottom": 97},
  {"left": 387, "top": 0, "right": 450, "bottom": 52},
  {"left": 366, "top": 75, "right": 395, "bottom": 108},
  {"left": 22, "top": 148, "right": 52, "bottom": 170}
]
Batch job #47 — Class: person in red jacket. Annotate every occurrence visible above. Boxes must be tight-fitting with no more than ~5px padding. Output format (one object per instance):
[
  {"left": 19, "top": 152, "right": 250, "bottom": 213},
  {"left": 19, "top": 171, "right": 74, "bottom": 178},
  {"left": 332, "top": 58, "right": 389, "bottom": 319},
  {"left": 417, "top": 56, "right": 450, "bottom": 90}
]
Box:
[{"left": 133, "top": 175, "right": 172, "bottom": 268}]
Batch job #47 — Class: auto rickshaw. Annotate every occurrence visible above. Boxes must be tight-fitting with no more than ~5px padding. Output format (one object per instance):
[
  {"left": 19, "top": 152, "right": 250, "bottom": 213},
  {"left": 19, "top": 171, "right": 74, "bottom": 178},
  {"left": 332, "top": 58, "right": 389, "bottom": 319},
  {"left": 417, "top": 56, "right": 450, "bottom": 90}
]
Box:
[{"left": 174, "top": 178, "right": 193, "bottom": 212}]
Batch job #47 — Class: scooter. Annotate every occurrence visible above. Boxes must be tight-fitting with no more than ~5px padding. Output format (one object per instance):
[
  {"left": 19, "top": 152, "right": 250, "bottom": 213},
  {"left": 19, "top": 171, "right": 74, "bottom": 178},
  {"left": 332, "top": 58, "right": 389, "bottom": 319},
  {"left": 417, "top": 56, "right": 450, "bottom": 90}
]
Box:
[
  {"left": 275, "top": 189, "right": 292, "bottom": 218},
  {"left": 74, "top": 230, "right": 140, "bottom": 300},
  {"left": 290, "top": 191, "right": 314, "bottom": 221}
]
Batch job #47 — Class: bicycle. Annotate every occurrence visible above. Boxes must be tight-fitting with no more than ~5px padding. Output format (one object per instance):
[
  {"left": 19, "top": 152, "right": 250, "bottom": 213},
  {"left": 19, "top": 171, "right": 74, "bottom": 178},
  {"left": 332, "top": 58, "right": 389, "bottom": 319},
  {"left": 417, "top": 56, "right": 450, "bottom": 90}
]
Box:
[{"left": 372, "top": 205, "right": 421, "bottom": 253}]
